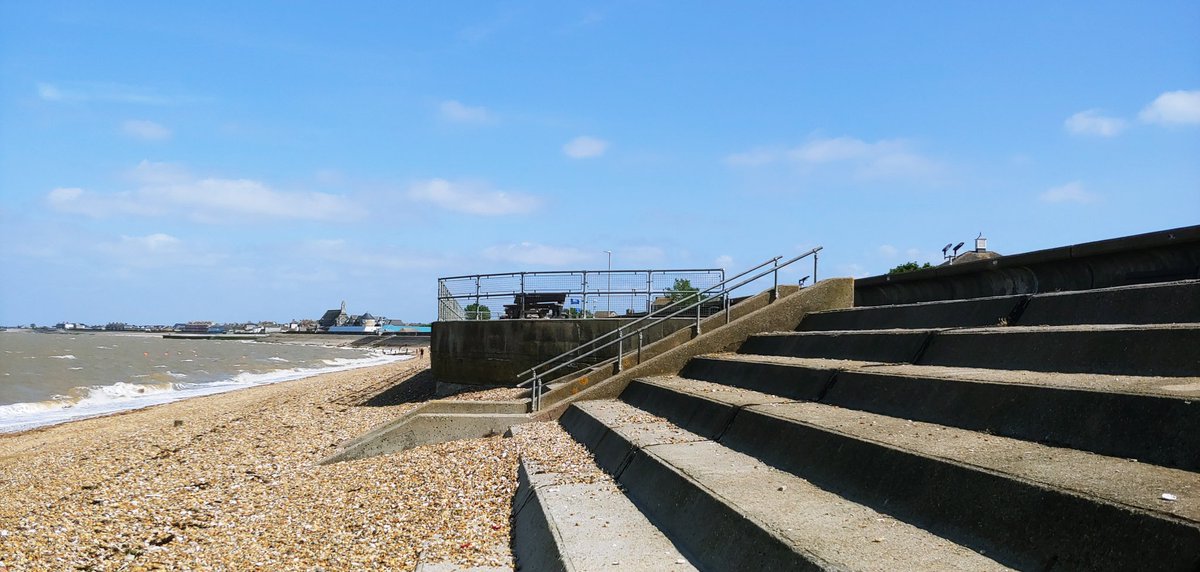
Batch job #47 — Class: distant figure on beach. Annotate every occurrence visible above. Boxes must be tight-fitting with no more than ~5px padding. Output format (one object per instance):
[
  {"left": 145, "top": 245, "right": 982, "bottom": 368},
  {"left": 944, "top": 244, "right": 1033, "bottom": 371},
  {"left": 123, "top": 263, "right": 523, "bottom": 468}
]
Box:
[{"left": 419, "top": 348, "right": 425, "bottom": 359}]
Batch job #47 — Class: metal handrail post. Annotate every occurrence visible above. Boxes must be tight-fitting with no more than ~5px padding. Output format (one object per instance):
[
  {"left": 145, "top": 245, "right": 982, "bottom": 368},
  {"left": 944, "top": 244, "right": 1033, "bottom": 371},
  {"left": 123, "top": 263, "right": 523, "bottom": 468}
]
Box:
[
  {"left": 813, "top": 252, "right": 819, "bottom": 283},
  {"left": 695, "top": 297, "right": 702, "bottom": 335},
  {"left": 772, "top": 258, "right": 779, "bottom": 301},
  {"left": 725, "top": 293, "right": 731, "bottom": 325},
  {"left": 474, "top": 276, "right": 481, "bottom": 320},
  {"left": 520, "top": 273, "right": 526, "bottom": 318},
  {"left": 616, "top": 326, "right": 624, "bottom": 373},
  {"left": 637, "top": 330, "right": 644, "bottom": 364}
]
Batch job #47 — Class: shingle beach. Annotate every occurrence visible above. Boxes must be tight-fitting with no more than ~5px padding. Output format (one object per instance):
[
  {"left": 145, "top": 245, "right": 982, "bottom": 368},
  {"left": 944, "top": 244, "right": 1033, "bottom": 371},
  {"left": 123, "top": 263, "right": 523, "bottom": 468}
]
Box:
[{"left": 0, "top": 355, "right": 594, "bottom": 571}]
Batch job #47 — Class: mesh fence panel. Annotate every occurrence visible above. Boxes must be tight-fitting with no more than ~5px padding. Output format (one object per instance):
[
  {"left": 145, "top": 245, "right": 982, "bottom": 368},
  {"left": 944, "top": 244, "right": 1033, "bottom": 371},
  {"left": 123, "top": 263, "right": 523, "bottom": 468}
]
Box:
[{"left": 437, "top": 269, "right": 726, "bottom": 321}]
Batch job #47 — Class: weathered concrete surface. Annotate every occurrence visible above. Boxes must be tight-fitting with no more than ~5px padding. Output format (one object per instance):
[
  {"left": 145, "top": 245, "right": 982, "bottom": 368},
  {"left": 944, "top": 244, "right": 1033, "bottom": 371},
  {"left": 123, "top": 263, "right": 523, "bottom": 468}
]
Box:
[
  {"left": 800, "top": 294, "right": 1024, "bottom": 331},
  {"left": 854, "top": 225, "right": 1200, "bottom": 306},
  {"left": 511, "top": 458, "right": 696, "bottom": 572},
  {"left": 623, "top": 377, "right": 1200, "bottom": 571},
  {"left": 919, "top": 323, "right": 1200, "bottom": 377},
  {"left": 739, "top": 328, "right": 937, "bottom": 363},
  {"left": 1016, "top": 279, "right": 1200, "bottom": 325},
  {"left": 431, "top": 318, "right": 693, "bottom": 386},
  {"left": 559, "top": 400, "right": 1013, "bottom": 572},
  {"left": 534, "top": 278, "right": 853, "bottom": 420},
  {"left": 321, "top": 407, "right": 527, "bottom": 464},
  {"left": 681, "top": 353, "right": 1200, "bottom": 470}
]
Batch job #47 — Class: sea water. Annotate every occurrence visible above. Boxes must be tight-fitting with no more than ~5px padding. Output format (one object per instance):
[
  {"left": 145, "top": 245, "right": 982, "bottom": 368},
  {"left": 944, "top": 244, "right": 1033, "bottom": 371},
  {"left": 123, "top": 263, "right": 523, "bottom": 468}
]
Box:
[{"left": 0, "top": 330, "right": 408, "bottom": 433}]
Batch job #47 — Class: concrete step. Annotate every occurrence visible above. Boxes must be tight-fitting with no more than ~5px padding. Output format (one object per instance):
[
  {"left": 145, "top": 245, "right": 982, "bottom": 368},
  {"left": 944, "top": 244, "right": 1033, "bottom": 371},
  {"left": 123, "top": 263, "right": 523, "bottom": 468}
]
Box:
[
  {"left": 618, "top": 376, "right": 1200, "bottom": 571},
  {"left": 512, "top": 456, "right": 697, "bottom": 571},
  {"left": 559, "top": 400, "right": 1014, "bottom": 572},
  {"left": 738, "top": 329, "right": 938, "bottom": 363},
  {"left": 740, "top": 324, "right": 1200, "bottom": 377},
  {"left": 1015, "top": 279, "right": 1200, "bottom": 326},
  {"left": 680, "top": 354, "right": 1200, "bottom": 471},
  {"left": 799, "top": 294, "right": 1025, "bottom": 331},
  {"left": 801, "top": 279, "right": 1200, "bottom": 332}
]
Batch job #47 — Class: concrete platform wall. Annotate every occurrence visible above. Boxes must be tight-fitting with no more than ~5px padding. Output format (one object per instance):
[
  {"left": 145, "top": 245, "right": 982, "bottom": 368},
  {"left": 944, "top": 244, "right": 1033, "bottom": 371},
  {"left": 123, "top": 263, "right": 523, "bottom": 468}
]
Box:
[
  {"left": 430, "top": 317, "right": 693, "bottom": 386},
  {"left": 855, "top": 225, "right": 1200, "bottom": 306}
]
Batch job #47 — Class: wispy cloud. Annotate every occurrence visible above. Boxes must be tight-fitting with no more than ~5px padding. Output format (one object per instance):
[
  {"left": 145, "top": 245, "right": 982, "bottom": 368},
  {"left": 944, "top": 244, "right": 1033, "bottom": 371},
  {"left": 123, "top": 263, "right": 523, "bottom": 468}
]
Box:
[
  {"left": 47, "top": 161, "right": 364, "bottom": 223},
  {"left": 1139, "top": 89, "right": 1200, "bottom": 125},
  {"left": 300, "top": 239, "right": 443, "bottom": 271},
  {"left": 1064, "top": 109, "right": 1126, "bottom": 137},
  {"left": 1039, "top": 181, "right": 1098, "bottom": 204},
  {"left": 94, "top": 233, "right": 225, "bottom": 268},
  {"left": 407, "top": 178, "right": 540, "bottom": 216},
  {"left": 724, "top": 135, "right": 944, "bottom": 182},
  {"left": 563, "top": 136, "right": 609, "bottom": 159},
  {"left": 36, "top": 82, "right": 194, "bottom": 106},
  {"left": 439, "top": 100, "right": 492, "bottom": 124},
  {"left": 482, "top": 242, "right": 593, "bottom": 266},
  {"left": 121, "top": 119, "right": 172, "bottom": 141}
]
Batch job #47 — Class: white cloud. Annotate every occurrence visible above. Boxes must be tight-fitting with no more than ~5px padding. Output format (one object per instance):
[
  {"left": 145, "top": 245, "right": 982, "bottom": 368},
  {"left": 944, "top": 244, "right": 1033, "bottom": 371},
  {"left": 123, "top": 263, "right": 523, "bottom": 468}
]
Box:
[
  {"left": 715, "top": 254, "right": 734, "bottom": 269},
  {"left": 1064, "top": 109, "right": 1126, "bottom": 137},
  {"left": 301, "top": 239, "right": 442, "bottom": 271},
  {"left": 482, "top": 242, "right": 594, "bottom": 266},
  {"left": 878, "top": 244, "right": 898, "bottom": 258},
  {"left": 439, "top": 100, "right": 491, "bottom": 123},
  {"left": 725, "top": 136, "right": 944, "bottom": 182},
  {"left": 35, "top": 81, "right": 185, "bottom": 105},
  {"left": 407, "top": 178, "right": 539, "bottom": 216},
  {"left": 1039, "top": 181, "right": 1098, "bottom": 204},
  {"left": 94, "top": 233, "right": 225, "bottom": 268},
  {"left": 47, "top": 160, "right": 364, "bottom": 223},
  {"left": 563, "top": 136, "right": 609, "bottom": 159},
  {"left": 1139, "top": 90, "right": 1200, "bottom": 125},
  {"left": 121, "top": 120, "right": 172, "bottom": 141}
]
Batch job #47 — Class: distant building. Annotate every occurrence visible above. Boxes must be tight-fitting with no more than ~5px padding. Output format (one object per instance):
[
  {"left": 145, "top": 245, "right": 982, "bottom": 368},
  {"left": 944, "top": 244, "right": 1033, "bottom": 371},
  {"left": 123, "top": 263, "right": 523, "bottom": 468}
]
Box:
[
  {"left": 944, "top": 234, "right": 1001, "bottom": 266},
  {"left": 318, "top": 301, "right": 350, "bottom": 331}
]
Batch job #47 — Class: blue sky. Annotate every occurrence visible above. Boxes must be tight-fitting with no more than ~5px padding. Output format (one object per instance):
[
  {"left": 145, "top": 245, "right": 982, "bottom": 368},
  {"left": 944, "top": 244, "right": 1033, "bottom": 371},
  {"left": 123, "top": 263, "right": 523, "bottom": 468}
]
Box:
[{"left": 2, "top": 1, "right": 1198, "bottom": 325}]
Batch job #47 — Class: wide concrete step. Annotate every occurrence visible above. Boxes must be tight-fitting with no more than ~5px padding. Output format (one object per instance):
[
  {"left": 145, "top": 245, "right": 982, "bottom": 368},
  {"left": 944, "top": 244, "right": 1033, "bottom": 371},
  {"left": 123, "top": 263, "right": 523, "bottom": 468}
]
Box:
[
  {"left": 799, "top": 294, "right": 1024, "bottom": 331},
  {"left": 740, "top": 324, "right": 1200, "bottom": 377},
  {"left": 559, "top": 400, "right": 1013, "bottom": 572},
  {"left": 679, "top": 354, "right": 1200, "bottom": 471},
  {"left": 620, "top": 376, "right": 1200, "bottom": 571},
  {"left": 512, "top": 456, "right": 697, "bottom": 571},
  {"left": 801, "top": 279, "right": 1200, "bottom": 331}
]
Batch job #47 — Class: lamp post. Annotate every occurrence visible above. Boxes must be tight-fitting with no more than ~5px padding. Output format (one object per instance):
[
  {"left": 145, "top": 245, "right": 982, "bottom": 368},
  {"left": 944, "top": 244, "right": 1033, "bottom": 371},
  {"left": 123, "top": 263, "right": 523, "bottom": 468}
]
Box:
[{"left": 604, "top": 250, "right": 612, "bottom": 314}]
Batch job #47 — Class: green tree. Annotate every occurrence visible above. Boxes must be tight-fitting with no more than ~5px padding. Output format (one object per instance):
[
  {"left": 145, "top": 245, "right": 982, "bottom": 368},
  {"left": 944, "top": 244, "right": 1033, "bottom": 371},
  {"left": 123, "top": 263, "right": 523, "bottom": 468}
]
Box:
[
  {"left": 665, "top": 278, "right": 701, "bottom": 305},
  {"left": 464, "top": 303, "right": 491, "bottom": 320},
  {"left": 888, "top": 261, "right": 934, "bottom": 274}
]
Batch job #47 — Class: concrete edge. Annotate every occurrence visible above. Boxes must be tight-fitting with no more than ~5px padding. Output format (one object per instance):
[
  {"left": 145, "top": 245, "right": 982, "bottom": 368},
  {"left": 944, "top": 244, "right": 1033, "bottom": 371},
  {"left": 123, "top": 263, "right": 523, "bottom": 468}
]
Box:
[
  {"left": 511, "top": 459, "right": 571, "bottom": 572},
  {"left": 320, "top": 412, "right": 530, "bottom": 464},
  {"left": 533, "top": 278, "right": 855, "bottom": 421}
]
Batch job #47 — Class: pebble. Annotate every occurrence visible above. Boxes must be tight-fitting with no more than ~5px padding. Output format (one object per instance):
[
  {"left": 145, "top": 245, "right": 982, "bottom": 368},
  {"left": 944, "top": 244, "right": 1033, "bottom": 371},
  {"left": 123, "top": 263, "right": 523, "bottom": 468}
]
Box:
[{"left": 0, "top": 357, "right": 550, "bottom": 571}]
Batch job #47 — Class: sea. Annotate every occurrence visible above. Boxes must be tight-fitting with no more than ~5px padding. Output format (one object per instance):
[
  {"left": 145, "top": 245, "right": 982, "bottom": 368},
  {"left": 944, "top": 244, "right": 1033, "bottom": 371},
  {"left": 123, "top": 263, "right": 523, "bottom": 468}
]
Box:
[{"left": 0, "top": 330, "right": 409, "bottom": 433}]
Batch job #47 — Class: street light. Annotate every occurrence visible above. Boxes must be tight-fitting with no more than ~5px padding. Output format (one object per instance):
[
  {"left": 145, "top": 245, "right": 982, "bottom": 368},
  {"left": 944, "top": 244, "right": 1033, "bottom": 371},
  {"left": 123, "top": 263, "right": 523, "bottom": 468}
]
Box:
[{"left": 604, "top": 250, "right": 612, "bottom": 314}]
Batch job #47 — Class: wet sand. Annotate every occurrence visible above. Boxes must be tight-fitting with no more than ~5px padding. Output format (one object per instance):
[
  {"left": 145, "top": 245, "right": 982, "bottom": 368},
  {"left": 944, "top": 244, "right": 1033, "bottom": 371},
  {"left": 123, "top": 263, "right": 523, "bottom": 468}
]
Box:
[{"left": 0, "top": 355, "right": 567, "bottom": 571}]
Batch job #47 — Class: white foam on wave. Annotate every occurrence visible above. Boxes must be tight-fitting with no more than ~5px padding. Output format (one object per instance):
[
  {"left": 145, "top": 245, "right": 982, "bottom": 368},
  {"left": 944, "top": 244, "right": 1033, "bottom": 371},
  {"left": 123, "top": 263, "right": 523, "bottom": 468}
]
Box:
[
  {"left": 50, "top": 355, "right": 77, "bottom": 360},
  {"left": 0, "top": 353, "right": 413, "bottom": 433},
  {"left": 268, "top": 357, "right": 289, "bottom": 363}
]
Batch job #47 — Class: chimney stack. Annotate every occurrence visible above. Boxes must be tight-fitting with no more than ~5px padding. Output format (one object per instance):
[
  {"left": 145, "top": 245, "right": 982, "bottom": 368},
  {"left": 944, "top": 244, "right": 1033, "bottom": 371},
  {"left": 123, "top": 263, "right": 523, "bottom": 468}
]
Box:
[{"left": 976, "top": 233, "right": 987, "bottom": 253}]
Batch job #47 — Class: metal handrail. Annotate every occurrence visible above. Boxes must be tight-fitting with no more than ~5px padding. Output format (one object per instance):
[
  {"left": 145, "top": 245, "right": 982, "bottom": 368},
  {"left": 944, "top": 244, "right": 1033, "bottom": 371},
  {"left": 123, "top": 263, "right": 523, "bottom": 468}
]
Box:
[
  {"left": 521, "top": 247, "right": 822, "bottom": 410},
  {"left": 514, "top": 255, "right": 784, "bottom": 382}
]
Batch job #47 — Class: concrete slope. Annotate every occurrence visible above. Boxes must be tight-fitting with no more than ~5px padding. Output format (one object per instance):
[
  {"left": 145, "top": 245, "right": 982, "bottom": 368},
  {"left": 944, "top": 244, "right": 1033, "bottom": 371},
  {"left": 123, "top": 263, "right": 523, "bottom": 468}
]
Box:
[
  {"left": 560, "top": 400, "right": 1013, "bottom": 572},
  {"left": 619, "top": 376, "right": 1200, "bottom": 571}
]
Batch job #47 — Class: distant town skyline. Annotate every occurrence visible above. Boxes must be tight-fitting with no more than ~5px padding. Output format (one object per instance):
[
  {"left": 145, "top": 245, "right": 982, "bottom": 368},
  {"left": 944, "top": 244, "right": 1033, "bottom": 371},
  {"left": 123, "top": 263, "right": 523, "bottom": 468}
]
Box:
[{"left": 2, "top": 2, "right": 1197, "bottom": 325}]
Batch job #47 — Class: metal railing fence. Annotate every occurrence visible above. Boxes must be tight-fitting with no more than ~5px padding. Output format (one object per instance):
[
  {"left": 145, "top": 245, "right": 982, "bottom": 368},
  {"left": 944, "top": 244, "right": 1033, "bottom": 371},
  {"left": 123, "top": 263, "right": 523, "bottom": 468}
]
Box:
[
  {"left": 437, "top": 268, "right": 725, "bottom": 321},
  {"left": 519, "top": 247, "right": 821, "bottom": 410}
]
